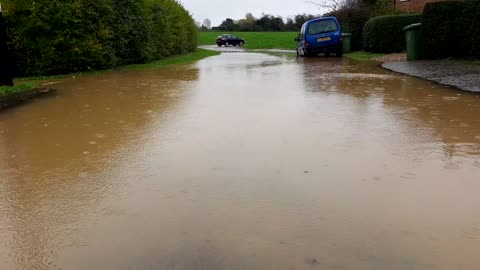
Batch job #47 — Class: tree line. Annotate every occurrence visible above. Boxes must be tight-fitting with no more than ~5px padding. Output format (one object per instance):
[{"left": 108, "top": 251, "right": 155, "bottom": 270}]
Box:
[
  {"left": 1, "top": 0, "right": 198, "bottom": 76},
  {"left": 209, "top": 13, "right": 320, "bottom": 32},
  {"left": 206, "top": 0, "right": 399, "bottom": 32}
]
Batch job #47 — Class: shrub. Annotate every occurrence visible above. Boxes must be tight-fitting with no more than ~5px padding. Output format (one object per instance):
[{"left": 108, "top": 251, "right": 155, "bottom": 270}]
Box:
[
  {"left": 421, "top": 1, "right": 469, "bottom": 59},
  {"left": 2, "top": 0, "right": 198, "bottom": 76},
  {"left": 330, "top": 8, "right": 372, "bottom": 51},
  {"left": 363, "top": 14, "right": 422, "bottom": 53}
]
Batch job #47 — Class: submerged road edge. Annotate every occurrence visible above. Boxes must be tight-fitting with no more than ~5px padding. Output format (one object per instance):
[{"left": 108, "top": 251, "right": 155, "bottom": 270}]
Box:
[{"left": 382, "top": 60, "right": 480, "bottom": 93}]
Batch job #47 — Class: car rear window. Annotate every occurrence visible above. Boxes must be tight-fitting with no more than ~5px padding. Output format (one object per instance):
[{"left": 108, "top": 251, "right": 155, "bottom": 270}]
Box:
[{"left": 308, "top": 20, "right": 338, "bottom": 35}]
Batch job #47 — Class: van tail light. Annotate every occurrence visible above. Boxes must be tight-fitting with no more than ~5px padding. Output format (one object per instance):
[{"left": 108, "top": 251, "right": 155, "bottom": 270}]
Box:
[{"left": 305, "top": 41, "right": 310, "bottom": 47}]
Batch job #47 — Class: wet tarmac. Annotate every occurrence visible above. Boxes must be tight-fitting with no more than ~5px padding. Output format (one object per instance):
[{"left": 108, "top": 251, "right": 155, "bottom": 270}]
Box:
[{"left": 1, "top": 52, "right": 480, "bottom": 270}]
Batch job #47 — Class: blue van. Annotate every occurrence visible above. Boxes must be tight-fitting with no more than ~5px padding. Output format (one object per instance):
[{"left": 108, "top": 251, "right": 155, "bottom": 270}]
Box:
[{"left": 295, "top": 17, "right": 343, "bottom": 57}]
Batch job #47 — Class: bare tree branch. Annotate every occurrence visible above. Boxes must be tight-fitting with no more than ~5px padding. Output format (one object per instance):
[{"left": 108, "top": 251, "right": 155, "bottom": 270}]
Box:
[{"left": 306, "top": 0, "right": 361, "bottom": 13}]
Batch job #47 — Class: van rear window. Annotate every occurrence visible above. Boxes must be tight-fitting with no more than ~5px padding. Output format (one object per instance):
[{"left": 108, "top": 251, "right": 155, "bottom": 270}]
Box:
[{"left": 308, "top": 20, "right": 338, "bottom": 35}]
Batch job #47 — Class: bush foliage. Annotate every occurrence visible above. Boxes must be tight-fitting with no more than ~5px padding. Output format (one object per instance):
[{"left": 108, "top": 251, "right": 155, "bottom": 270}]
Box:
[
  {"left": 0, "top": 12, "right": 14, "bottom": 86},
  {"left": 363, "top": 14, "right": 421, "bottom": 53},
  {"left": 329, "top": 8, "right": 372, "bottom": 51},
  {"left": 421, "top": 0, "right": 479, "bottom": 59},
  {"left": 2, "top": 0, "right": 197, "bottom": 76},
  {"left": 466, "top": 0, "right": 480, "bottom": 58}
]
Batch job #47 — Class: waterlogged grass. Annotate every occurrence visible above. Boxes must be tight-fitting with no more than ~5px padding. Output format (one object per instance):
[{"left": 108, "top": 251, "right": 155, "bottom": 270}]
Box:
[
  {"left": 15, "top": 70, "right": 108, "bottom": 82},
  {"left": 15, "top": 49, "right": 219, "bottom": 82},
  {"left": 0, "top": 83, "right": 39, "bottom": 97},
  {"left": 122, "top": 48, "right": 219, "bottom": 70},
  {"left": 344, "top": 51, "right": 385, "bottom": 60},
  {"left": 199, "top": 32, "right": 298, "bottom": 50}
]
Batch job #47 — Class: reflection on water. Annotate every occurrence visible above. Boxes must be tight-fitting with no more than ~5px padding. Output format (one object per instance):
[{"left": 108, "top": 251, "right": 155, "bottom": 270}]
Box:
[
  {"left": 301, "top": 57, "right": 480, "bottom": 161},
  {"left": 1, "top": 53, "right": 480, "bottom": 270}
]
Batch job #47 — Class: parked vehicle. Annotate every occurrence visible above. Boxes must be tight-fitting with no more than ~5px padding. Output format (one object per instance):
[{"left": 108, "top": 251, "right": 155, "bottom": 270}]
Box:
[
  {"left": 295, "top": 17, "right": 343, "bottom": 57},
  {"left": 216, "top": 34, "right": 245, "bottom": 47}
]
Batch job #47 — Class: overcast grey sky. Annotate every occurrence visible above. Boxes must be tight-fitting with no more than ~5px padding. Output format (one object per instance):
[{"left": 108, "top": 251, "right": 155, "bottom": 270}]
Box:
[{"left": 180, "top": 1, "right": 326, "bottom": 26}]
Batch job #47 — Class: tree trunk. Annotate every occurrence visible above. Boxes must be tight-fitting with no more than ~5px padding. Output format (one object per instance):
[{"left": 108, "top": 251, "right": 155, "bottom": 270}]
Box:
[{"left": 0, "top": 12, "right": 14, "bottom": 86}]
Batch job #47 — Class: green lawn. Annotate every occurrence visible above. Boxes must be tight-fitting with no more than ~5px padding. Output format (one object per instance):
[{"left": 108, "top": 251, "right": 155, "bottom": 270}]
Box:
[
  {"left": 0, "top": 83, "right": 39, "bottom": 97},
  {"left": 199, "top": 32, "right": 298, "bottom": 50}
]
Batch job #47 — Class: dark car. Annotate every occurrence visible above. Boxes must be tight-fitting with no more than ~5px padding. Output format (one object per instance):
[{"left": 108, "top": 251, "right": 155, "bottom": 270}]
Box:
[
  {"left": 216, "top": 34, "right": 245, "bottom": 47},
  {"left": 295, "top": 17, "right": 343, "bottom": 57}
]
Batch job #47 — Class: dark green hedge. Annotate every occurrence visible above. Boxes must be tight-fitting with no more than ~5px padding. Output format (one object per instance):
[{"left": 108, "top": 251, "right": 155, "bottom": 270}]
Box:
[
  {"left": 329, "top": 8, "right": 372, "bottom": 51},
  {"left": 422, "top": 0, "right": 480, "bottom": 59},
  {"left": 0, "top": 12, "right": 14, "bottom": 86},
  {"left": 2, "top": 0, "right": 197, "bottom": 76},
  {"left": 467, "top": 0, "right": 480, "bottom": 58},
  {"left": 363, "top": 14, "right": 422, "bottom": 53}
]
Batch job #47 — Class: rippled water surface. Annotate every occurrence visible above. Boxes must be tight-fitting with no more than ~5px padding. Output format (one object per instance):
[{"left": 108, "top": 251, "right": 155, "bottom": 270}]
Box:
[{"left": 1, "top": 53, "right": 480, "bottom": 270}]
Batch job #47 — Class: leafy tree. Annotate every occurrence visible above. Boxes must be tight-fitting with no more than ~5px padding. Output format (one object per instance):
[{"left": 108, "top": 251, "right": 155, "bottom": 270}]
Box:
[
  {"left": 202, "top": 18, "right": 211, "bottom": 29},
  {"left": 253, "top": 14, "right": 287, "bottom": 31},
  {"left": 220, "top": 18, "right": 236, "bottom": 31},
  {"left": 293, "top": 14, "right": 317, "bottom": 29},
  {"left": 216, "top": 13, "right": 321, "bottom": 32},
  {"left": 285, "top": 17, "right": 297, "bottom": 31}
]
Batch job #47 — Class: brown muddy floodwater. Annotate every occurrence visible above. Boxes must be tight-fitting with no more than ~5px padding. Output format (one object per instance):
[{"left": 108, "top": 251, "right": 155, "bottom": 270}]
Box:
[{"left": 1, "top": 52, "right": 480, "bottom": 270}]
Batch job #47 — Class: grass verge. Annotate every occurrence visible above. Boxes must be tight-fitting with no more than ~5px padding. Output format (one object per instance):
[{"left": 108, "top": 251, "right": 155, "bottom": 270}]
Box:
[
  {"left": 15, "top": 49, "right": 219, "bottom": 82},
  {"left": 199, "top": 32, "right": 298, "bottom": 50},
  {"left": 121, "top": 48, "right": 220, "bottom": 70},
  {"left": 344, "top": 51, "right": 385, "bottom": 61},
  {"left": 0, "top": 83, "right": 40, "bottom": 97}
]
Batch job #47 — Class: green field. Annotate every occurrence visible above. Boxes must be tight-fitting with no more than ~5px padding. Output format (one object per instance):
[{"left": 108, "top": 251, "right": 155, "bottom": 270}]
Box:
[{"left": 199, "top": 32, "right": 298, "bottom": 50}]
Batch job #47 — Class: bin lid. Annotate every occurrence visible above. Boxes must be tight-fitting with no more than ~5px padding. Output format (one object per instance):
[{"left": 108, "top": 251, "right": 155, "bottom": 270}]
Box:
[
  {"left": 341, "top": 33, "right": 352, "bottom": 37},
  {"left": 403, "top": 23, "right": 422, "bottom": 31}
]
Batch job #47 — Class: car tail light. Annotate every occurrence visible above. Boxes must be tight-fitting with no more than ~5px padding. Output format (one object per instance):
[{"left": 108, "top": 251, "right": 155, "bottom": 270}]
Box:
[
  {"left": 305, "top": 41, "right": 310, "bottom": 47},
  {"left": 340, "top": 37, "right": 343, "bottom": 41}
]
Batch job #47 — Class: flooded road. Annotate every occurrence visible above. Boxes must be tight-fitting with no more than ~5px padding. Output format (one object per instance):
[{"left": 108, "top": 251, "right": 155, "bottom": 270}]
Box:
[{"left": 1, "top": 52, "right": 480, "bottom": 270}]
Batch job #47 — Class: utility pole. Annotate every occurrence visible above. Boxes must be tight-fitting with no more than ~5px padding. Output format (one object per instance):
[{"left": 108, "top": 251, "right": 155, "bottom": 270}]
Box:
[{"left": 0, "top": 3, "right": 14, "bottom": 86}]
